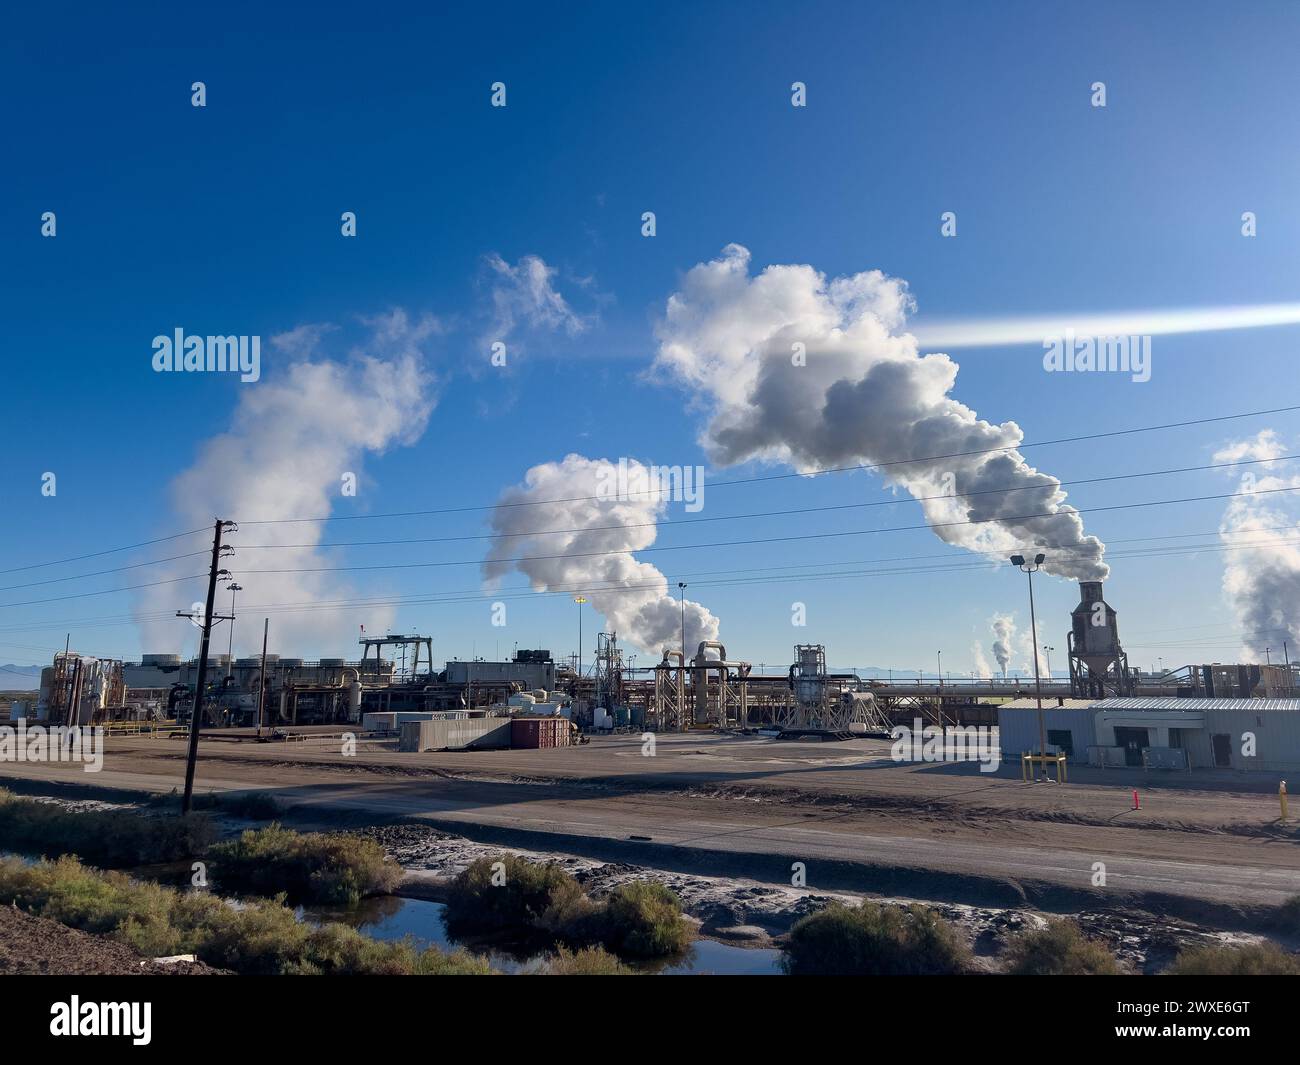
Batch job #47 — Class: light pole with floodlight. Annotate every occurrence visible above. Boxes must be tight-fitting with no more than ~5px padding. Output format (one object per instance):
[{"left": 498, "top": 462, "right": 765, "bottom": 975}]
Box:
[{"left": 1011, "top": 553, "right": 1048, "bottom": 780}]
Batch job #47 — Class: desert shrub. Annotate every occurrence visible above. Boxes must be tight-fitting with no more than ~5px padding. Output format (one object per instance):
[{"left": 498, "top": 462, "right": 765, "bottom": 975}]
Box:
[
  {"left": 0, "top": 855, "right": 490, "bottom": 976},
  {"left": 445, "top": 855, "right": 585, "bottom": 934},
  {"left": 782, "top": 901, "right": 970, "bottom": 976},
  {"left": 208, "top": 823, "right": 402, "bottom": 905},
  {"left": 545, "top": 945, "right": 631, "bottom": 975},
  {"left": 1167, "top": 942, "right": 1300, "bottom": 975},
  {"left": 0, "top": 788, "right": 213, "bottom": 866},
  {"left": 592, "top": 882, "right": 692, "bottom": 958},
  {"left": 1002, "top": 919, "right": 1120, "bottom": 975},
  {"left": 446, "top": 856, "right": 692, "bottom": 960}
]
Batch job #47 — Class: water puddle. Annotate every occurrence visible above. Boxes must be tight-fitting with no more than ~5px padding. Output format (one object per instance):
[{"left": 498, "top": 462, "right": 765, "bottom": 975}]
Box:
[{"left": 301, "top": 895, "right": 782, "bottom": 975}]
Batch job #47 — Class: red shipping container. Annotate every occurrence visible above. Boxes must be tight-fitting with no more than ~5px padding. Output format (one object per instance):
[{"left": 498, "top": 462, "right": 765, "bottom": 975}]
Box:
[{"left": 511, "top": 717, "right": 571, "bottom": 749}]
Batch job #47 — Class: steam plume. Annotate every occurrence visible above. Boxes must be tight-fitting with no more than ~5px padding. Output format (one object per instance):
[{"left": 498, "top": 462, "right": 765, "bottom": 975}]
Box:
[
  {"left": 138, "top": 313, "right": 437, "bottom": 655},
  {"left": 990, "top": 613, "right": 1016, "bottom": 676},
  {"left": 1214, "top": 431, "right": 1300, "bottom": 659},
  {"left": 483, "top": 455, "right": 720, "bottom": 655},
  {"left": 653, "top": 245, "right": 1108, "bottom": 580}
]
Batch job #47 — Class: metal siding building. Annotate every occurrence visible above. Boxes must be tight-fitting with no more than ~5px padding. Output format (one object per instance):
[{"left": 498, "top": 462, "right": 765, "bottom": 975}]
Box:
[
  {"left": 999, "top": 696, "right": 1300, "bottom": 771},
  {"left": 997, "top": 700, "right": 1097, "bottom": 761},
  {"left": 444, "top": 659, "right": 556, "bottom": 691}
]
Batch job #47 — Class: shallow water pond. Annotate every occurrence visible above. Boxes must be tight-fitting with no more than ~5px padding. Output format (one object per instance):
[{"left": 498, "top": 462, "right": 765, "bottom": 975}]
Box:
[{"left": 301, "top": 895, "right": 782, "bottom": 975}]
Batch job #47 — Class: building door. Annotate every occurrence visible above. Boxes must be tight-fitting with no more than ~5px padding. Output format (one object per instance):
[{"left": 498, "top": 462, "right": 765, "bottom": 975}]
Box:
[
  {"left": 1113, "top": 726, "right": 1149, "bottom": 767},
  {"left": 1212, "top": 733, "right": 1233, "bottom": 768}
]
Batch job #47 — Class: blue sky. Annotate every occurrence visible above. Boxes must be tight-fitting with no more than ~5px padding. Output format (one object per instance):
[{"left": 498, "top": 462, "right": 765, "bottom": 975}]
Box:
[{"left": 4, "top": 1, "right": 1300, "bottom": 678}]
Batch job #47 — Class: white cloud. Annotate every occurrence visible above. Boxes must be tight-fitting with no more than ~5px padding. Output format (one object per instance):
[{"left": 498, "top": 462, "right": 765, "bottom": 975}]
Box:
[
  {"left": 483, "top": 253, "right": 593, "bottom": 345},
  {"left": 1212, "top": 428, "right": 1286, "bottom": 467}
]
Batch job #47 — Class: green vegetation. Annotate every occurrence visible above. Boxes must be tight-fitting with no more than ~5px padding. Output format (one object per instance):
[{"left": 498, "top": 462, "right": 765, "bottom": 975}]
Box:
[
  {"left": 593, "top": 881, "right": 693, "bottom": 958},
  {"left": 1167, "top": 941, "right": 1300, "bottom": 975},
  {"left": 0, "top": 855, "right": 490, "bottom": 975},
  {"left": 1002, "top": 919, "right": 1120, "bottom": 975},
  {"left": 781, "top": 900, "right": 970, "bottom": 976},
  {"left": 208, "top": 823, "right": 403, "bottom": 906},
  {"left": 544, "top": 945, "right": 632, "bottom": 975},
  {"left": 446, "top": 855, "right": 693, "bottom": 959},
  {"left": 0, "top": 788, "right": 213, "bottom": 866},
  {"left": 445, "top": 854, "right": 586, "bottom": 933}
]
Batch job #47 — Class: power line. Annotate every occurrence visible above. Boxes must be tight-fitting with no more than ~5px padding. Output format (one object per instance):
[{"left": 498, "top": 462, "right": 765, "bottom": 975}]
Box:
[
  {"left": 233, "top": 453, "right": 1299, "bottom": 552},
  {"left": 0, "top": 528, "right": 210, "bottom": 577},
  {"left": 231, "top": 484, "right": 1300, "bottom": 579},
  {"left": 231, "top": 403, "right": 1300, "bottom": 525},
  {"left": 5, "top": 523, "right": 1300, "bottom": 635},
  {"left": 0, "top": 449, "right": 1284, "bottom": 610},
  {"left": 0, "top": 550, "right": 211, "bottom": 594},
  {"left": 0, "top": 574, "right": 207, "bottom": 610}
]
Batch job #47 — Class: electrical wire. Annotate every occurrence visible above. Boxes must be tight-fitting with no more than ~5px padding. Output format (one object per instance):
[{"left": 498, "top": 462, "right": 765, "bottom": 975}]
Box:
[{"left": 231, "top": 403, "right": 1300, "bottom": 525}]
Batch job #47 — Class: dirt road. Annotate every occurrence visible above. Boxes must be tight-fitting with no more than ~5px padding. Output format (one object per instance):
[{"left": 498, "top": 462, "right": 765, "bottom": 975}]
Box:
[{"left": 3, "top": 731, "right": 1298, "bottom": 915}]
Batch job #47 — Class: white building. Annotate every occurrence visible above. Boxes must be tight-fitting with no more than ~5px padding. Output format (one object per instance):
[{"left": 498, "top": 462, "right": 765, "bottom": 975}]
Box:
[{"left": 998, "top": 696, "right": 1300, "bottom": 772}]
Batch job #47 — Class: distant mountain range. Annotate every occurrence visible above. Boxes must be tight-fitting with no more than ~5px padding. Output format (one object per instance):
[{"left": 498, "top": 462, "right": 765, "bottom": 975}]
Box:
[{"left": 0, "top": 664, "right": 41, "bottom": 690}]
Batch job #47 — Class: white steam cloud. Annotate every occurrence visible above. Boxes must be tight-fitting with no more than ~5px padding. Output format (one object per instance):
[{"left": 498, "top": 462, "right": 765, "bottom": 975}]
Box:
[
  {"left": 990, "top": 613, "right": 1017, "bottom": 676},
  {"left": 483, "top": 455, "right": 720, "bottom": 656},
  {"left": 138, "top": 312, "right": 437, "bottom": 656},
  {"left": 652, "top": 244, "right": 1108, "bottom": 581},
  {"left": 1214, "top": 430, "right": 1300, "bottom": 659}
]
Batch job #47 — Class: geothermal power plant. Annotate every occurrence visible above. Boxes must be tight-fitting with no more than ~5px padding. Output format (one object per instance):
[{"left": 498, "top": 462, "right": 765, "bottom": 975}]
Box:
[{"left": 15, "top": 579, "right": 1300, "bottom": 772}]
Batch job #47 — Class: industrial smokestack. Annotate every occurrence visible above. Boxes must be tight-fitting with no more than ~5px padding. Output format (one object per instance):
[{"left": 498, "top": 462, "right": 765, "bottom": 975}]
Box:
[{"left": 1068, "top": 579, "right": 1131, "bottom": 696}]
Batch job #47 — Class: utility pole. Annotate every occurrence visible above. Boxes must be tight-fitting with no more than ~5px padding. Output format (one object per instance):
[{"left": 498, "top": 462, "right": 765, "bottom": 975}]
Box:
[
  {"left": 178, "top": 518, "right": 234, "bottom": 813},
  {"left": 256, "top": 617, "right": 268, "bottom": 738}
]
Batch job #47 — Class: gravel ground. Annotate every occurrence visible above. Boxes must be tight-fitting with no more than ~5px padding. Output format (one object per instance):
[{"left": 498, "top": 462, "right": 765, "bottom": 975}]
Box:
[{"left": 0, "top": 904, "right": 224, "bottom": 975}]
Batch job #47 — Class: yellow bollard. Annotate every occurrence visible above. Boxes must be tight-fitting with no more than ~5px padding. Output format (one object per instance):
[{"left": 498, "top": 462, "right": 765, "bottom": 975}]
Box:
[{"left": 1281, "top": 780, "right": 1289, "bottom": 822}]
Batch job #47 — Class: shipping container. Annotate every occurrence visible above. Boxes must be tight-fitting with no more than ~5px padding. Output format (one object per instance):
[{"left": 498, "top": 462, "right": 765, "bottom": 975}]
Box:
[{"left": 510, "top": 716, "right": 571, "bottom": 749}]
